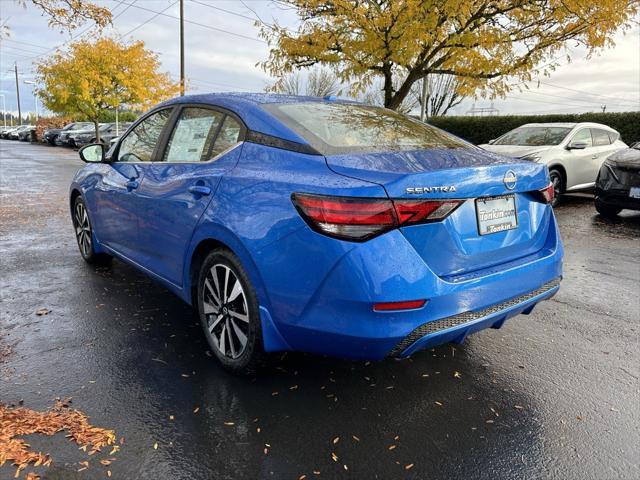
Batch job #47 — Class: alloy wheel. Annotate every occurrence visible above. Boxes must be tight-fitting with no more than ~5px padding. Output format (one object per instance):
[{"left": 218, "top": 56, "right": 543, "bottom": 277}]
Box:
[
  {"left": 74, "top": 202, "right": 92, "bottom": 257},
  {"left": 202, "top": 264, "right": 250, "bottom": 359}
]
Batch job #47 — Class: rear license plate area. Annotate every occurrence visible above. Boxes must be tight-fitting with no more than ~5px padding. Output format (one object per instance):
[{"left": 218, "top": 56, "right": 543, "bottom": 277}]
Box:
[{"left": 475, "top": 195, "right": 518, "bottom": 235}]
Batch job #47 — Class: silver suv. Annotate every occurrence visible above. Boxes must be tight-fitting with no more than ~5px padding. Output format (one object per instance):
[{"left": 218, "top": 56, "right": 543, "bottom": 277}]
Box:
[{"left": 480, "top": 122, "right": 627, "bottom": 205}]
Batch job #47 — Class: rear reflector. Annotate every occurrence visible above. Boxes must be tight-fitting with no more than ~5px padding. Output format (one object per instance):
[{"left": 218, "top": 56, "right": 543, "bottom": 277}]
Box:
[
  {"left": 292, "top": 193, "right": 464, "bottom": 241},
  {"left": 373, "top": 299, "right": 426, "bottom": 312},
  {"left": 537, "top": 183, "right": 555, "bottom": 204}
]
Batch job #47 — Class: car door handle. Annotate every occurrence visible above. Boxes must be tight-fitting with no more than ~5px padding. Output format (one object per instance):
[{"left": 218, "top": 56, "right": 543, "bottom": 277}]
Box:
[
  {"left": 188, "top": 185, "right": 211, "bottom": 196},
  {"left": 126, "top": 179, "right": 139, "bottom": 190},
  {"left": 591, "top": 155, "right": 598, "bottom": 159}
]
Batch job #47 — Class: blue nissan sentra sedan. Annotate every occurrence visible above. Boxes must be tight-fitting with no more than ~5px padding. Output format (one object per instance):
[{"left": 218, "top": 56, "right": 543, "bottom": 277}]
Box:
[{"left": 70, "top": 93, "right": 563, "bottom": 374}]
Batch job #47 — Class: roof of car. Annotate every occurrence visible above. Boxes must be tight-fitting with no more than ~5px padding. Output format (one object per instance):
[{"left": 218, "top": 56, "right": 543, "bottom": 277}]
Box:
[
  {"left": 520, "top": 122, "right": 617, "bottom": 131},
  {"left": 156, "top": 92, "right": 357, "bottom": 144}
]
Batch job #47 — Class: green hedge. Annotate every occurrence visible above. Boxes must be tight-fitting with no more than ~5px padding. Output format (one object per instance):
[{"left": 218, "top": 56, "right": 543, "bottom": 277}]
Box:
[{"left": 428, "top": 111, "right": 640, "bottom": 146}]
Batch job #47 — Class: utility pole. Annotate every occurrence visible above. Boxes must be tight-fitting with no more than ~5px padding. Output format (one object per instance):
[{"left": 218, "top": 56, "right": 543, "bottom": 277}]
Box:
[
  {"left": 14, "top": 63, "right": 22, "bottom": 125},
  {"left": 419, "top": 75, "right": 428, "bottom": 122},
  {"left": 179, "top": 0, "right": 185, "bottom": 96}
]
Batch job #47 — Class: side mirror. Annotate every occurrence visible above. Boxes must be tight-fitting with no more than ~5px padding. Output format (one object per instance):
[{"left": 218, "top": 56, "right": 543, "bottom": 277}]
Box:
[
  {"left": 567, "top": 141, "right": 588, "bottom": 150},
  {"left": 79, "top": 143, "right": 105, "bottom": 163}
]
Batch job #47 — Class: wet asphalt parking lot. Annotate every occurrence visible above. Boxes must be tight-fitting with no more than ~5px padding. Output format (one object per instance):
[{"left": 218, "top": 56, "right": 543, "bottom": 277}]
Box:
[{"left": 1, "top": 139, "right": 639, "bottom": 480}]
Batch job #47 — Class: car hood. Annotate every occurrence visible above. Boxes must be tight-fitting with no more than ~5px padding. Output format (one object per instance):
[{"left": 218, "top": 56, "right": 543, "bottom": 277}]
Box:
[
  {"left": 606, "top": 147, "right": 640, "bottom": 169},
  {"left": 479, "top": 144, "right": 552, "bottom": 158}
]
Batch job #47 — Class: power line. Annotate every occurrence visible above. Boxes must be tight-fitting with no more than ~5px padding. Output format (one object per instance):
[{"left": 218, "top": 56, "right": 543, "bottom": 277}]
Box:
[
  {"left": 189, "top": 0, "right": 258, "bottom": 22},
  {"left": 116, "top": 0, "right": 265, "bottom": 43},
  {"left": 512, "top": 87, "right": 640, "bottom": 108},
  {"left": 0, "top": 38, "right": 50, "bottom": 51},
  {"left": 117, "top": 0, "right": 177, "bottom": 38},
  {"left": 537, "top": 80, "right": 640, "bottom": 103}
]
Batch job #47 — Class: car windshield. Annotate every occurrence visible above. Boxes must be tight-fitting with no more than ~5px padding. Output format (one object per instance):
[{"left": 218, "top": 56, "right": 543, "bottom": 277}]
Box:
[
  {"left": 264, "top": 102, "right": 472, "bottom": 155},
  {"left": 494, "top": 126, "right": 572, "bottom": 146}
]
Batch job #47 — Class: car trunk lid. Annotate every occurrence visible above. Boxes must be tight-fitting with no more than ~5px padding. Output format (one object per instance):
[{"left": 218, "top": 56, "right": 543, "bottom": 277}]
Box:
[{"left": 325, "top": 148, "right": 553, "bottom": 279}]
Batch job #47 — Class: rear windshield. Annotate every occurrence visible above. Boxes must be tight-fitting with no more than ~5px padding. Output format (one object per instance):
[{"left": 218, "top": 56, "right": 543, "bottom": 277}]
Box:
[
  {"left": 494, "top": 126, "right": 571, "bottom": 146},
  {"left": 264, "top": 102, "right": 472, "bottom": 155}
]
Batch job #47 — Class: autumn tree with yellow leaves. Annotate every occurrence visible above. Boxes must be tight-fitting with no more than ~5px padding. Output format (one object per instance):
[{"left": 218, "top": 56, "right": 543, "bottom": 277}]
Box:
[
  {"left": 260, "top": 0, "right": 639, "bottom": 110},
  {"left": 36, "top": 37, "right": 179, "bottom": 143},
  {"left": 8, "top": 0, "right": 112, "bottom": 31}
]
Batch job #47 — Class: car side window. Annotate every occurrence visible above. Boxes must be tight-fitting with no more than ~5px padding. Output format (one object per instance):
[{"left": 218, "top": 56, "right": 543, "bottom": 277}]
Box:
[
  {"left": 209, "top": 116, "right": 242, "bottom": 159},
  {"left": 607, "top": 131, "right": 619, "bottom": 144},
  {"left": 592, "top": 129, "right": 612, "bottom": 147},
  {"left": 163, "top": 108, "right": 224, "bottom": 162},
  {"left": 571, "top": 129, "right": 593, "bottom": 148},
  {"left": 118, "top": 109, "right": 172, "bottom": 163}
]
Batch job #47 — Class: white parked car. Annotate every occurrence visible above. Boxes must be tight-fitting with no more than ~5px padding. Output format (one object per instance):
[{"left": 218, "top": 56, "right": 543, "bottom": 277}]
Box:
[{"left": 479, "top": 122, "right": 628, "bottom": 205}]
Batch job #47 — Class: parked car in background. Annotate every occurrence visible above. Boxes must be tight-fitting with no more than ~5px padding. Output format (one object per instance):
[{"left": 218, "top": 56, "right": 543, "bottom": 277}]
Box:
[
  {"left": 18, "top": 126, "right": 36, "bottom": 142},
  {"left": 594, "top": 141, "right": 640, "bottom": 217},
  {"left": 56, "top": 122, "right": 94, "bottom": 147},
  {"left": 0, "top": 126, "right": 19, "bottom": 139},
  {"left": 70, "top": 94, "right": 562, "bottom": 374},
  {"left": 71, "top": 122, "right": 132, "bottom": 148},
  {"left": 479, "top": 123, "right": 627, "bottom": 205},
  {"left": 43, "top": 122, "right": 90, "bottom": 146},
  {"left": 8, "top": 125, "right": 35, "bottom": 140}
]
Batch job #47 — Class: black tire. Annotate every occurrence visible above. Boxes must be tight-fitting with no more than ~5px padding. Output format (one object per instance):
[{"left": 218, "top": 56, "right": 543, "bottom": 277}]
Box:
[
  {"left": 595, "top": 198, "right": 621, "bottom": 218},
  {"left": 549, "top": 169, "right": 564, "bottom": 207},
  {"left": 47, "top": 136, "right": 58, "bottom": 146},
  {"left": 197, "top": 248, "right": 265, "bottom": 375},
  {"left": 72, "top": 196, "right": 112, "bottom": 265}
]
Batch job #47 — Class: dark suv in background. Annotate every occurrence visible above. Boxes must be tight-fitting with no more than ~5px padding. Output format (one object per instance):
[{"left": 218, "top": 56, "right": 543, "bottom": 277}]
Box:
[
  {"left": 43, "top": 122, "right": 91, "bottom": 146},
  {"left": 56, "top": 122, "right": 94, "bottom": 147},
  {"left": 71, "top": 122, "right": 132, "bottom": 148},
  {"left": 595, "top": 142, "right": 640, "bottom": 217}
]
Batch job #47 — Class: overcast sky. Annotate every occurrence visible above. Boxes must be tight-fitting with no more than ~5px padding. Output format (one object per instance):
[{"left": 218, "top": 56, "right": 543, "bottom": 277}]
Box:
[{"left": 1, "top": 0, "right": 639, "bottom": 117}]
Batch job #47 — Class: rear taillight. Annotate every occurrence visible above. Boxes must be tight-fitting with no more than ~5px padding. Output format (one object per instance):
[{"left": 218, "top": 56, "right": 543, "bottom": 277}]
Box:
[
  {"left": 537, "top": 183, "right": 555, "bottom": 204},
  {"left": 291, "top": 193, "right": 464, "bottom": 241}
]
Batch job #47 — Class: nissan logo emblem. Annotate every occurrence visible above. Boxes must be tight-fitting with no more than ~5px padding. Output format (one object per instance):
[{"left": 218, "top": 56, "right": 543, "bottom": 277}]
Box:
[{"left": 503, "top": 170, "right": 517, "bottom": 190}]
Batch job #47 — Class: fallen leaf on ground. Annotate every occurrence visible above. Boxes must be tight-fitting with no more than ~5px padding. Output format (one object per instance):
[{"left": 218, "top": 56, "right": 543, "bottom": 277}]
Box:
[
  {"left": 0, "top": 401, "right": 117, "bottom": 478},
  {"left": 405, "top": 463, "right": 414, "bottom": 470},
  {"left": 35, "top": 308, "right": 50, "bottom": 316},
  {"left": 332, "top": 437, "right": 339, "bottom": 444}
]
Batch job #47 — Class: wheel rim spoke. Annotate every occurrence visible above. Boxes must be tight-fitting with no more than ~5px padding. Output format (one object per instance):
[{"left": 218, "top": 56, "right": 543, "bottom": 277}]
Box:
[
  {"left": 219, "top": 324, "right": 227, "bottom": 355},
  {"left": 222, "top": 267, "right": 230, "bottom": 302},
  {"left": 226, "top": 319, "right": 237, "bottom": 358},
  {"left": 208, "top": 313, "right": 224, "bottom": 333},
  {"left": 230, "top": 319, "right": 247, "bottom": 348},
  {"left": 211, "top": 267, "right": 222, "bottom": 303},
  {"left": 228, "top": 278, "right": 242, "bottom": 302},
  {"left": 204, "top": 278, "right": 221, "bottom": 307},
  {"left": 228, "top": 309, "right": 248, "bottom": 323}
]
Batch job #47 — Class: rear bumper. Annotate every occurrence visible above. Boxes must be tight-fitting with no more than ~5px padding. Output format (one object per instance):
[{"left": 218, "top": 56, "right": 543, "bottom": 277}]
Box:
[
  {"left": 595, "top": 189, "right": 640, "bottom": 211},
  {"left": 392, "top": 277, "right": 560, "bottom": 357},
  {"left": 266, "top": 210, "right": 564, "bottom": 360}
]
